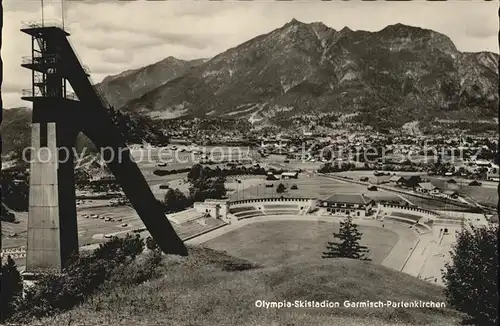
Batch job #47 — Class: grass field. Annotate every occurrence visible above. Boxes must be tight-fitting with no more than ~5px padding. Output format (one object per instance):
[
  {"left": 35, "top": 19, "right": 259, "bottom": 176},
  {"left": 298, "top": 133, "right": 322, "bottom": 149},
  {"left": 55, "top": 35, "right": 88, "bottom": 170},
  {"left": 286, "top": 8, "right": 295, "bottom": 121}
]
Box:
[
  {"left": 335, "top": 171, "right": 426, "bottom": 185},
  {"left": 333, "top": 171, "right": 498, "bottom": 207},
  {"left": 202, "top": 220, "right": 399, "bottom": 266},
  {"left": 426, "top": 177, "right": 498, "bottom": 207},
  {"left": 131, "top": 146, "right": 254, "bottom": 172},
  {"left": 261, "top": 155, "right": 323, "bottom": 171},
  {"left": 37, "top": 246, "right": 461, "bottom": 326},
  {"left": 231, "top": 175, "right": 404, "bottom": 203}
]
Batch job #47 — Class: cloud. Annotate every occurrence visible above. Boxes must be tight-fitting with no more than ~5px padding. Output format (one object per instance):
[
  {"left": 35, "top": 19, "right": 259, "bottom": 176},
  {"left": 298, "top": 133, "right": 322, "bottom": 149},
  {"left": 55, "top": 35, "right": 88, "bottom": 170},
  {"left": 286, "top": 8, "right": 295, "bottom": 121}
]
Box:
[
  {"left": 78, "top": 28, "right": 166, "bottom": 51},
  {"left": 99, "top": 49, "right": 134, "bottom": 65},
  {"left": 464, "top": 15, "right": 498, "bottom": 39},
  {"left": 2, "top": 0, "right": 498, "bottom": 109}
]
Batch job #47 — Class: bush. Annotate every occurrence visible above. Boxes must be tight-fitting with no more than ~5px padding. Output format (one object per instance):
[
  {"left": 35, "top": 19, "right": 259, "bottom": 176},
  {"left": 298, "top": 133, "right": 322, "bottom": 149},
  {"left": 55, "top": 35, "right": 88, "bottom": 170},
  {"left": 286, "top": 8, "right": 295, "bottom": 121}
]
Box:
[
  {"left": 276, "top": 183, "right": 286, "bottom": 193},
  {"left": 1, "top": 204, "right": 16, "bottom": 222},
  {"left": 94, "top": 234, "right": 144, "bottom": 261},
  {"left": 108, "top": 250, "right": 162, "bottom": 286},
  {"left": 146, "top": 236, "right": 161, "bottom": 251},
  {"left": 0, "top": 171, "right": 29, "bottom": 211},
  {"left": 154, "top": 168, "right": 190, "bottom": 176},
  {"left": 1, "top": 256, "right": 23, "bottom": 322},
  {"left": 7, "top": 233, "right": 162, "bottom": 324}
]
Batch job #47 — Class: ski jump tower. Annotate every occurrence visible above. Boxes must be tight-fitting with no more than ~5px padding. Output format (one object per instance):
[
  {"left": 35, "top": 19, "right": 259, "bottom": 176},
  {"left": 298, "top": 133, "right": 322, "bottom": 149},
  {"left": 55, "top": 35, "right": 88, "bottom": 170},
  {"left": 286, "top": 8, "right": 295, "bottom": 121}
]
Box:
[{"left": 21, "top": 22, "right": 187, "bottom": 273}]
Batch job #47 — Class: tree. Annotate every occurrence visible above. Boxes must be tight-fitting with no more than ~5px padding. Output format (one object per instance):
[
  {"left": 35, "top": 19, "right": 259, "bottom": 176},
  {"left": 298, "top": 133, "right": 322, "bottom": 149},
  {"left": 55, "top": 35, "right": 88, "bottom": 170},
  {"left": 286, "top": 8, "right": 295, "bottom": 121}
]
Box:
[
  {"left": 187, "top": 164, "right": 204, "bottom": 182},
  {"left": 442, "top": 224, "right": 498, "bottom": 326},
  {"left": 163, "top": 188, "right": 190, "bottom": 213},
  {"left": 1, "top": 256, "right": 24, "bottom": 322},
  {"left": 276, "top": 183, "right": 286, "bottom": 193},
  {"left": 189, "top": 175, "right": 226, "bottom": 202},
  {"left": 1, "top": 204, "right": 16, "bottom": 222},
  {"left": 322, "top": 216, "right": 370, "bottom": 260}
]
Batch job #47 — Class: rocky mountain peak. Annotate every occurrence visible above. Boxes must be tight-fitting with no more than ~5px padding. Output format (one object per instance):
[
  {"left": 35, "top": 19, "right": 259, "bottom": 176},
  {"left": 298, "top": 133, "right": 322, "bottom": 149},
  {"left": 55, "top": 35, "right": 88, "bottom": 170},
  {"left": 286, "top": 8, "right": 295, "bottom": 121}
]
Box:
[
  {"left": 340, "top": 26, "right": 352, "bottom": 33},
  {"left": 378, "top": 23, "right": 459, "bottom": 55},
  {"left": 110, "top": 21, "right": 497, "bottom": 129}
]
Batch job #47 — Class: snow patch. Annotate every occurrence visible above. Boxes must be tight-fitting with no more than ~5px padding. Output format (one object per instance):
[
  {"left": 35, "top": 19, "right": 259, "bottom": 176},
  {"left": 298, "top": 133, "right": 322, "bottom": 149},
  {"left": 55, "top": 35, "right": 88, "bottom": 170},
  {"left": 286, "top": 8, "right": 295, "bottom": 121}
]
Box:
[
  {"left": 202, "top": 70, "right": 222, "bottom": 78},
  {"left": 147, "top": 109, "right": 187, "bottom": 120},
  {"left": 280, "top": 76, "right": 307, "bottom": 93},
  {"left": 248, "top": 104, "right": 266, "bottom": 125},
  {"left": 339, "top": 71, "right": 358, "bottom": 83},
  {"left": 225, "top": 104, "right": 259, "bottom": 116}
]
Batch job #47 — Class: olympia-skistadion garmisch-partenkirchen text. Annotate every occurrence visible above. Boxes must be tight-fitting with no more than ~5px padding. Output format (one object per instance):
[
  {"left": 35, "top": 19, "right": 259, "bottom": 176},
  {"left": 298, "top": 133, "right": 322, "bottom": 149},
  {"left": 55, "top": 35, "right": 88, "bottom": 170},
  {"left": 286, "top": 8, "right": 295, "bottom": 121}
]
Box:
[{"left": 255, "top": 300, "right": 446, "bottom": 309}]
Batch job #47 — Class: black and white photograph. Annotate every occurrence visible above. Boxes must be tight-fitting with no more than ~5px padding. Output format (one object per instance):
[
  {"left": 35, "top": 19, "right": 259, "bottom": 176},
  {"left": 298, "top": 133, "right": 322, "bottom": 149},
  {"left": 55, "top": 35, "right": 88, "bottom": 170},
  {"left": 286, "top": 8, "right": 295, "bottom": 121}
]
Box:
[{"left": 0, "top": 0, "right": 498, "bottom": 325}]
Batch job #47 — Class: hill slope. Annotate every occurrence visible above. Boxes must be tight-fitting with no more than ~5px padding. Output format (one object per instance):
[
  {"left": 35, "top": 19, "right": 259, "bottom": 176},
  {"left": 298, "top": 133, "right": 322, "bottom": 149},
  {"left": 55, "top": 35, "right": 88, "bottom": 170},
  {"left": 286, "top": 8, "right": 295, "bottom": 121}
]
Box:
[
  {"left": 97, "top": 56, "right": 207, "bottom": 110},
  {"left": 121, "top": 20, "right": 498, "bottom": 129},
  {"left": 37, "top": 246, "right": 461, "bottom": 326},
  {"left": 0, "top": 106, "right": 169, "bottom": 159},
  {"left": 1, "top": 107, "right": 32, "bottom": 157}
]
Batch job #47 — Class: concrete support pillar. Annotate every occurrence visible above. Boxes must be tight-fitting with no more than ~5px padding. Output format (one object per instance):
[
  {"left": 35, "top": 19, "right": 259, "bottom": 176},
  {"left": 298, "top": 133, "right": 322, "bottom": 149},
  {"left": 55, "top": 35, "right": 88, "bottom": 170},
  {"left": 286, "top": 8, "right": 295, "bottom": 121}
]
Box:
[
  {"left": 26, "top": 120, "right": 78, "bottom": 272},
  {"left": 26, "top": 122, "right": 62, "bottom": 271}
]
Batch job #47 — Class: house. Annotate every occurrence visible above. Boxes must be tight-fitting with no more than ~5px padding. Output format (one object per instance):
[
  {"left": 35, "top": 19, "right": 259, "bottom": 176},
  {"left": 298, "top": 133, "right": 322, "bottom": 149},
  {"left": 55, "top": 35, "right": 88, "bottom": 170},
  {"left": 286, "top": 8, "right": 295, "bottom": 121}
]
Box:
[
  {"left": 194, "top": 199, "right": 229, "bottom": 220},
  {"left": 281, "top": 171, "right": 299, "bottom": 179},
  {"left": 443, "top": 190, "right": 459, "bottom": 200},
  {"left": 321, "top": 193, "right": 376, "bottom": 217},
  {"left": 487, "top": 169, "right": 499, "bottom": 182},
  {"left": 475, "top": 160, "right": 492, "bottom": 168},
  {"left": 389, "top": 176, "right": 405, "bottom": 185},
  {"left": 416, "top": 182, "right": 440, "bottom": 195},
  {"left": 401, "top": 175, "right": 423, "bottom": 188}
]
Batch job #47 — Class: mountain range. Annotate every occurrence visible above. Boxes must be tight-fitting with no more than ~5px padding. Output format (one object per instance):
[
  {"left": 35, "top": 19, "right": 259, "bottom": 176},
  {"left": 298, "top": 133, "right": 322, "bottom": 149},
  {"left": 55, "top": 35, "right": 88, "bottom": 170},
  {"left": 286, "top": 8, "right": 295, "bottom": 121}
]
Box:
[
  {"left": 99, "top": 19, "right": 498, "bottom": 129},
  {"left": 2, "top": 20, "right": 498, "bottom": 158}
]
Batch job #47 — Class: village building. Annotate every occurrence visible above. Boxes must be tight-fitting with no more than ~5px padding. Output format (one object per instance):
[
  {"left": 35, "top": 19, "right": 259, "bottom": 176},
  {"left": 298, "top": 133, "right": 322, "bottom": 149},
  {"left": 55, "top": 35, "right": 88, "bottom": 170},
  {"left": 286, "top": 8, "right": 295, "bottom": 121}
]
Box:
[
  {"left": 400, "top": 175, "right": 423, "bottom": 188},
  {"left": 442, "top": 190, "right": 459, "bottom": 200},
  {"left": 389, "top": 176, "right": 406, "bottom": 185},
  {"left": 281, "top": 171, "right": 299, "bottom": 179},
  {"left": 320, "top": 193, "right": 376, "bottom": 217},
  {"left": 416, "top": 182, "right": 440, "bottom": 195}
]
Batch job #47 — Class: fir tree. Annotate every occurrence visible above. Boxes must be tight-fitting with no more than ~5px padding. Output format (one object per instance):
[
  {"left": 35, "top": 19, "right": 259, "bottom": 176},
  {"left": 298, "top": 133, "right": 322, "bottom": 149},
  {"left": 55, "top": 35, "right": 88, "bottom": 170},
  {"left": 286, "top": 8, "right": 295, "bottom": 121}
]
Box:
[
  {"left": 442, "top": 223, "right": 498, "bottom": 326},
  {"left": 322, "top": 216, "right": 371, "bottom": 260}
]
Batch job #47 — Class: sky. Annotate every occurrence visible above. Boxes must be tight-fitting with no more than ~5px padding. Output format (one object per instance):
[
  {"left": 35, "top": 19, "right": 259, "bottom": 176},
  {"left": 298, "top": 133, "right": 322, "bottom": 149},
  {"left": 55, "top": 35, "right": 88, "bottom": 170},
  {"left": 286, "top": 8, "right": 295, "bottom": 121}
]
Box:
[{"left": 2, "top": 0, "right": 499, "bottom": 109}]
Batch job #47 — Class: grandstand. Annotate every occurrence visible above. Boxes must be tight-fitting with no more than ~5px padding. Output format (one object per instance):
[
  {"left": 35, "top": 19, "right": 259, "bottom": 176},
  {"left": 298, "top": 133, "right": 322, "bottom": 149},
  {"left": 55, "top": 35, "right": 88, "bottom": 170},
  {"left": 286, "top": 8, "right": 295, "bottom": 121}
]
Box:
[
  {"left": 382, "top": 213, "right": 432, "bottom": 234},
  {"left": 390, "top": 211, "right": 423, "bottom": 222},
  {"left": 167, "top": 209, "right": 203, "bottom": 224},
  {"left": 174, "top": 218, "right": 227, "bottom": 240},
  {"left": 227, "top": 197, "right": 315, "bottom": 220},
  {"left": 229, "top": 206, "right": 265, "bottom": 219},
  {"left": 262, "top": 204, "right": 302, "bottom": 216}
]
